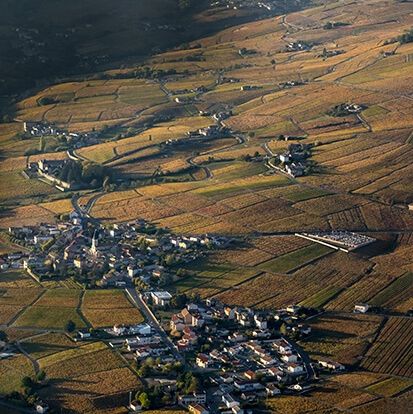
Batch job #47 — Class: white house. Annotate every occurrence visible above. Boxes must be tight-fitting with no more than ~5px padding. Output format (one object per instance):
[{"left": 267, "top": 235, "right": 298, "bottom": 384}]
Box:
[
  {"left": 254, "top": 314, "right": 268, "bottom": 329},
  {"left": 151, "top": 291, "right": 172, "bottom": 307},
  {"left": 281, "top": 353, "right": 298, "bottom": 363},
  {"left": 36, "top": 402, "right": 49, "bottom": 414},
  {"left": 318, "top": 359, "right": 345, "bottom": 371},
  {"left": 354, "top": 303, "right": 369, "bottom": 313},
  {"left": 128, "top": 265, "right": 138, "bottom": 277},
  {"left": 286, "top": 363, "right": 304, "bottom": 374}
]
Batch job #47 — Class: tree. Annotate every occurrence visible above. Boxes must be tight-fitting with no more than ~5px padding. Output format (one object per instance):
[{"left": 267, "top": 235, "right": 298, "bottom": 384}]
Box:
[
  {"left": 36, "top": 370, "right": 46, "bottom": 382},
  {"left": 280, "top": 322, "right": 288, "bottom": 336},
  {"left": 172, "top": 293, "right": 187, "bottom": 309},
  {"left": 138, "top": 364, "right": 150, "bottom": 377},
  {"left": 65, "top": 320, "right": 76, "bottom": 332},
  {"left": 21, "top": 376, "right": 33, "bottom": 388},
  {"left": 139, "top": 392, "right": 151, "bottom": 409},
  {"left": 0, "top": 330, "right": 8, "bottom": 342},
  {"left": 187, "top": 376, "right": 199, "bottom": 393}
]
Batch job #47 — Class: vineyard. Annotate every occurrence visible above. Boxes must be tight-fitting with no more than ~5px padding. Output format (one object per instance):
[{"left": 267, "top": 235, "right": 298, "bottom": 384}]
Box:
[{"left": 361, "top": 317, "right": 413, "bottom": 377}]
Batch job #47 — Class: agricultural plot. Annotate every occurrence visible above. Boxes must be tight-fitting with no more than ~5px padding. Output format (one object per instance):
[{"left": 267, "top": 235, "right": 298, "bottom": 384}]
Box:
[
  {"left": 0, "top": 354, "right": 36, "bottom": 394},
  {"left": 257, "top": 243, "right": 333, "bottom": 274},
  {"left": 365, "top": 377, "right": 413, "bottom": 397},
  {"left": 81, "top": 289, "right": 144, "bottom": 327},
  {"left": 361, "top": 317, "right": 413, "bottom": 378},
  {"left": 266, "top": 378, "right": 378, "bottom": 413},
  {"left": 42, "top": 367, "right": 140, "bottom": 414},
  {"left": 302, "top": 312, "right": 383, "bottom": 366},
  {"left": 0, "top": 270, "right": 39, "bottom": 289},
  {"left": 13, "top": 288, "right": 86, "bottom": 330},
  {"left": 14, "top": 304, "right": 86, "bottom": 330},
  {"left": 326, "top": 273, "right": 395, "bottom": 312},
  {"left": 21, "top": 332, "right": 79, "bottom": 360},
  {"left": 368, "top": 272, "right": 413, "bottom": 310}
]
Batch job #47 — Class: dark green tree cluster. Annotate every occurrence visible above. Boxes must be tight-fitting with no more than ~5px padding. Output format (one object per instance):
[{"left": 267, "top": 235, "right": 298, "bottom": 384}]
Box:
[
  {"left": 323, "top": 21, "right": 349, "bottom": 29},
  {"left": 397, "top": 27, "right": 413, "bottom": 44},
  {"left": 58, "top": 160, "right": 111, "bottom": 188},
  {"left": 177, "top": 371, "right": 200, "bottom": 394}
]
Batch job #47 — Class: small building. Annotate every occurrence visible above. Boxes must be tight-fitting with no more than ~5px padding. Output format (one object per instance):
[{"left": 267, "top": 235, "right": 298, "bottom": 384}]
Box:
[
  {"left": 128, "top": 401, "right": 142, "bottom": 412},
  {"left": 151, "top": 291, "right": 172, "bottom": 307},
  {"left": 266, "top": 383, "right": 281, "bottom": 397},
  {"left": 196, "top": 353, "right": 211, "bottom": 369},
  {"left": 78, "top": 330, "right": 91, "bottom": 340},
  {"left": 254, "top": 314, "right": 268, "bottom": 329},
  {"left": 286, "top": 362, "right": 304, "bottom": 374},
  {"left": 354, "top": 303, "right": 369, "bottom": 313},
  {"left": 318, "top": 359, "right": 345, "bottom": 371},
  {"left": 286, "top": 305, "right": 300, "bottom": 314},
  {"left": 178, "top": 392, "right": 207, "bottom": 407},
  {"left": 281, "top": 353, "right": 298, "bottom": 363},
  {"left": 35, "top": 402, "right": 49, "bottom": 414},
  {"left": 73, "top": 257, "right": 84, "bottom": 269}
]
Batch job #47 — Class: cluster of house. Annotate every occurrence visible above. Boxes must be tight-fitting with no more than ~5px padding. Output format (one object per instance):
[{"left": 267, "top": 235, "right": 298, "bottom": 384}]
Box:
[
  {"left": 286, "top": 41, "right": 312, "bottom": 52},
  {"left": 3, "top": 215, "right": 224, "bottom": 288},
  {"left": 23, "top": 121, "right": 100, "bottom": 148},
  {"left": 275, "top": 143, "right": 311, "bottom": 177},
  {"left": 240, "top": 85, "right": 261, "bottom": 91},
  {"left": 187, "top": 124, "right": 230, "bottom": 139},
  {"left": 318, "top": 48, "right": 345, "bottom": 58},
  {"left": 279, "top": 80, "right": 305, "bottom": 89},
  {"left": 159, "top": 299, "right": 345, "bottom": 413},
  {"left": 297, "top": 231, "right": 375, "bottom": 253}
]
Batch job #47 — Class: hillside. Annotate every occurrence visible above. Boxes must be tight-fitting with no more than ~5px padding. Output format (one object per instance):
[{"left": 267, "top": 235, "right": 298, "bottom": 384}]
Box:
[
  {"left": 0, "top": 0, "right": 413, "bottom": 413},
  {"left": 0, "top": 0, "right": 309, "bottom": 100}
]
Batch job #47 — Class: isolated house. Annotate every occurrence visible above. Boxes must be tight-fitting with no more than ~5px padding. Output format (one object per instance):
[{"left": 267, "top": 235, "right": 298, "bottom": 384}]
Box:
[{"left": 354, "top": 303, "right": 369, "bottom": 313}]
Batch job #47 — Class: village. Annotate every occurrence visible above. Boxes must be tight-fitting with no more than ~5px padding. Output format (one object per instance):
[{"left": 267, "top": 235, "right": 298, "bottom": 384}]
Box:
[
  {"left": 1, "top": 213, "right": 227, "bottom": 288},
  {"left": 23, "top": 121, "right": 101, "bottom": 150},
  {"left": 0, "top": 212, "right": 358, "bottom": 414},
  {"left": 85, "top": 296, "right": 348, "bottom": 414}
]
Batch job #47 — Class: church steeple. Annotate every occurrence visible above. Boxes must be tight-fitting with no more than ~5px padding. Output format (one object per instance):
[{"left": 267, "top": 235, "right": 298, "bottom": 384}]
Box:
[{"left": 91, "top": 229, "right": 99, "bottom": 255}]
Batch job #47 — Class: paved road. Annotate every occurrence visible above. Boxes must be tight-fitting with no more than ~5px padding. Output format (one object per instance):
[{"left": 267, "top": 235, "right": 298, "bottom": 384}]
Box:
[
  {"left": 285, "top": 336, "right": 316, "bottom": 380},
  {"left": 125, "top": 288, "right": 183, "bottom": 362}
]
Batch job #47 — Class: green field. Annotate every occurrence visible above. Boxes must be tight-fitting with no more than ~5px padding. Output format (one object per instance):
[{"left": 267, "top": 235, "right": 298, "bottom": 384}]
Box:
[
  {"left": 258, "top": 244, "right": 333, "bottom": 274},
  {"left": 194, "top": 175, "right": 291, "bottom": 200},
  {"left": 365, "top": 377, "right": 413, "bottom": 397},
  {"left": 21, "top": 333, "right": 79, "bottom": 360},
  {"left": 369, "top": 272, "right": 413, "bottom": 307},
  {"left": 299, "top": 286, "right": 343, "bottom": 308},
  {"left": 0, "top": 355, "right": 35, "bottom": 394},
  {"left": 282, "top": 186, "right": 332, "bottom": 203},
  {"left": 13, "top": 305, "right": 87, "bottom": 329}
]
